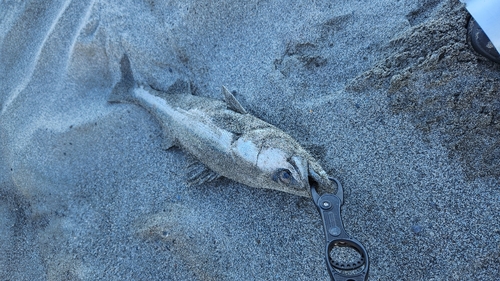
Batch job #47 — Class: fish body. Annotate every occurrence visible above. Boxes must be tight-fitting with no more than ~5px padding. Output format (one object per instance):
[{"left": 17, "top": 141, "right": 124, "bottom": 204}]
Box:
[{"left": 109, "top": 55, "right": 334, "bottom": 197}]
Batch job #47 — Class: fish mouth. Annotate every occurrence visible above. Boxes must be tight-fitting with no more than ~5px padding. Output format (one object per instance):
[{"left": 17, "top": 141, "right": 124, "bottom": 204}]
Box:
[
  {"left": 308, "top": 166, "right": 336, "bottom": 195},
  {"left": 290, "top": 156, "right": 336, "bottom": 196},
  {"left": 307, "top": 168, "right": 322, "bottom": 190}
]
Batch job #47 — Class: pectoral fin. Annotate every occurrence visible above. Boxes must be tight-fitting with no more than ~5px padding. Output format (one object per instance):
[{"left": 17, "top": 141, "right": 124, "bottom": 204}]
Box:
[
  {"left": 186, "top": 160, "right": 221, "bottom": 185},
  {"left": 222, "top": 86, "right": 247, "bottom": 114}
]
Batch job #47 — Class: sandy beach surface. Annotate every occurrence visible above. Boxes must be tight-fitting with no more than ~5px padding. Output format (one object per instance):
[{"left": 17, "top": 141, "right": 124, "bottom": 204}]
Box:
[{"left": 1, "top": 0, "right": 499, "bottom": 280}]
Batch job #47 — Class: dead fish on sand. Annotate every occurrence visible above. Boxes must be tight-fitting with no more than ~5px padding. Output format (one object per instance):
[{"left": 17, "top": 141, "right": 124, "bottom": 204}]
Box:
[{"left": 109, "top": 55, "right": 335, "bottom": 197}]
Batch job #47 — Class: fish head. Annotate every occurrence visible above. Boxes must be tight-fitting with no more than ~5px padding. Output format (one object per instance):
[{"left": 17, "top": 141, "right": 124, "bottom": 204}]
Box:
[
  {"left": 233, "top": 130, "right": 334, "bottom": 197},
  {"left": 256, "top": 147, "right": 309, "bottom": 195},
  {"left": 256, "top": 147, "right": 334, "bottom": 197}
]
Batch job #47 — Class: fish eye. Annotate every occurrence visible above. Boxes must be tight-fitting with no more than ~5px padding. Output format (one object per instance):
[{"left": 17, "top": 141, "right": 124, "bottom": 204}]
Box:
[{"left": 278, "top": 169, "right": 292, "bottom": 185}]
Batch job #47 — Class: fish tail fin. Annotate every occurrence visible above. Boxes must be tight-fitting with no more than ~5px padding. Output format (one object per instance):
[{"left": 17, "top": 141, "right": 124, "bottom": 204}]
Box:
[{"left": 108, "top": 54, "right": 136, "bottom": 103}]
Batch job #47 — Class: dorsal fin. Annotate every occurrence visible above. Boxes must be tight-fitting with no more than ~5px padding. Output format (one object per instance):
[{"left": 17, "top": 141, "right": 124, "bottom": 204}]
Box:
[
  {"left": 150, "top": 79, "right": 191, "bottom": 99},
  {"left": 222, "top": 86, "right": 247, "bottom": 114},
  {"left": 165, "top": 79, "right": 191, "bottom": 95}
]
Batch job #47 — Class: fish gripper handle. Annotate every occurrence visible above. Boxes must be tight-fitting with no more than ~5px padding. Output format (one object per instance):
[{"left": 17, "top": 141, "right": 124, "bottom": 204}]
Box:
[{"left": 311, "top": 179, "right": 369, "bottom": 281}]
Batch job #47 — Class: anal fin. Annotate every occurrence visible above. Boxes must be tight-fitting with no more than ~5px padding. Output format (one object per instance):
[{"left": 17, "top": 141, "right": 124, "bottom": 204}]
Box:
[
  {"left": 159, "top": 124, "right": 177, "bottom": 150},
  {"left": 161, "top": 136, "right": 175, "bottom": 150}
]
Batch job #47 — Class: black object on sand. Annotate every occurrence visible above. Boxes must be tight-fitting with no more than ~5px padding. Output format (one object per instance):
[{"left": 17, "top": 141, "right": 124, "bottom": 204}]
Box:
[
  {"left": 311, "top": 178, "right": 369, "bottom": 281},
  {"left": 467, "top": 17, "right": 500, "bottom": 64}
]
